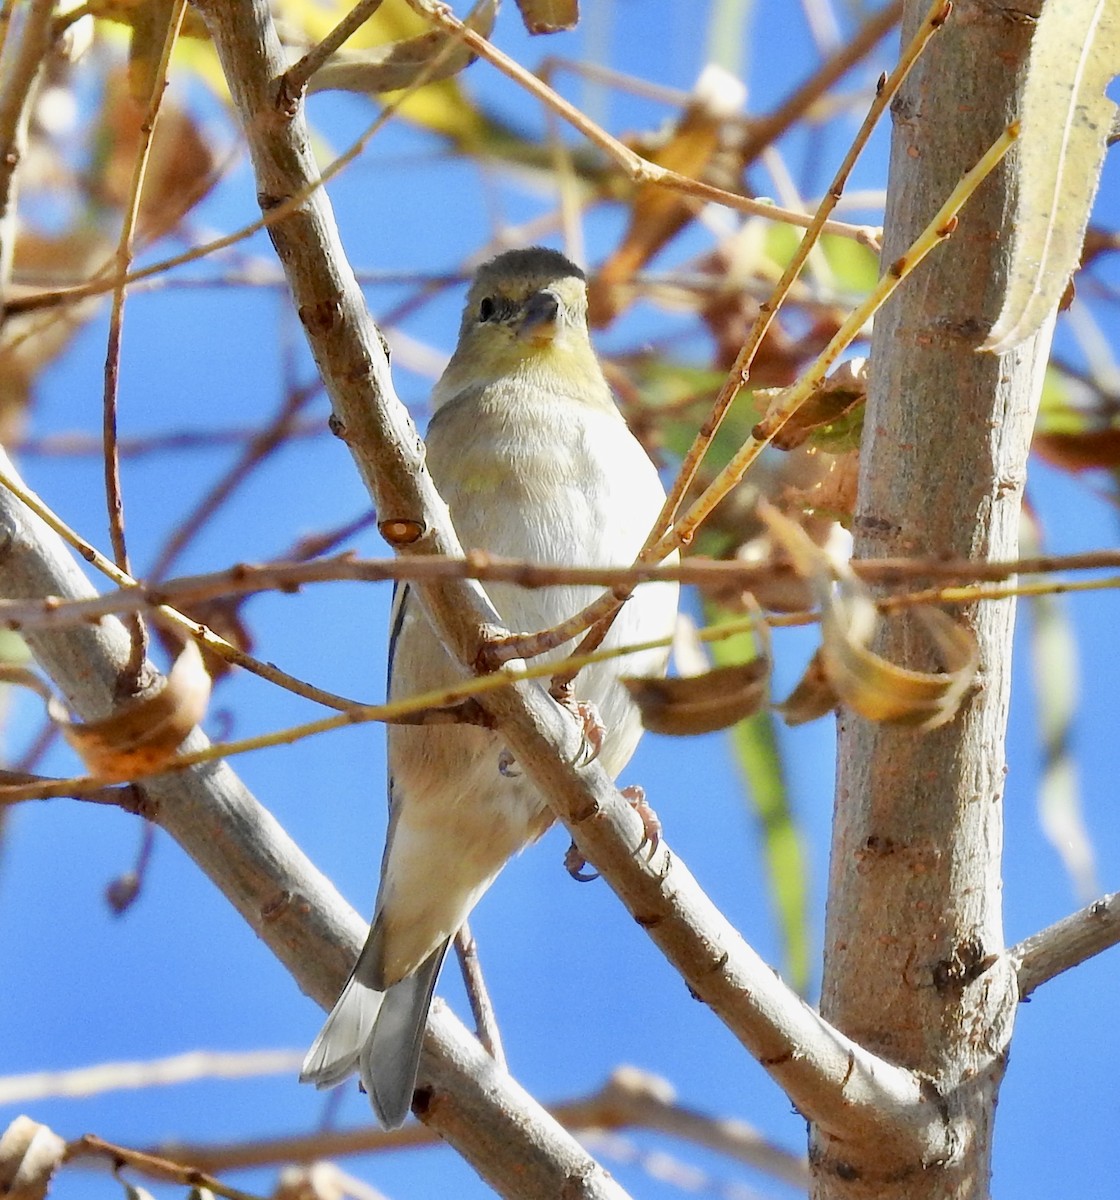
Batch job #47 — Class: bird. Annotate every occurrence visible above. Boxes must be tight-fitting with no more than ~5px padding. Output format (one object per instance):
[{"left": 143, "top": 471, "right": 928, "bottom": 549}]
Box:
[{"left": 300, "top": 246, "right": 679, "bottom": 1127}]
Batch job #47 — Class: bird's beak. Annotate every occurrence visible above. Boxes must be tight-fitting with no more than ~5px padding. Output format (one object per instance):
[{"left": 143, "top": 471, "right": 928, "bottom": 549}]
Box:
[{"left": 518, "top": 289, "right": 561, "bottom": 341}]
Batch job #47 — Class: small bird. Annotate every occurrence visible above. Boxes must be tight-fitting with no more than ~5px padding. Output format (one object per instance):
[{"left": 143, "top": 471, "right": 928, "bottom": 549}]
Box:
[{"left": 300, "top": 247, "right": 679, "bottom": 1127}]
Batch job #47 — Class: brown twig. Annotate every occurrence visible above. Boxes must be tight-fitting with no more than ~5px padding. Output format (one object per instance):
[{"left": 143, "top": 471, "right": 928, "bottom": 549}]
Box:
[
  {"left": 281, "top": 0, "right": 386, "bottom": 97},
  {"left": 453, "top": 916, "right": 506, "bottom": 1070},
  {"left": 404, "top": 0, "right": 877, "bottom": 244},
  {"left": 10, "top": 419, "right": 326, "bottom": 458},
  {"left": 454, "top": 920, "right": 507, "bottom": 1068},
  {"left": 1, "top": 546, "right": 1120, "bottom": 633},
  {"left": 64, "top": 1135, "right": 265, "bottom": 1200},
  {"left": 101, "top": 0, "right": 189, "bottom": 689}
]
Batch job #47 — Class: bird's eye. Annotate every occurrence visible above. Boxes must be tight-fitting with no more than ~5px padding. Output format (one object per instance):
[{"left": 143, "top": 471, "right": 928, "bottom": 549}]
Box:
[{"left": 478, "top": 296, "right": 496, "bottom": 322}]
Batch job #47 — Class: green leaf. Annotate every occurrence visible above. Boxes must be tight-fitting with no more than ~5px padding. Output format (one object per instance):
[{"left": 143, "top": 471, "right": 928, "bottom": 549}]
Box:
[
  {"left": 706, "top": 603, "right": 811, "bottom": 993},
  {"left": 1022, "top": 519, "right": 1098, "bottom": 899}
]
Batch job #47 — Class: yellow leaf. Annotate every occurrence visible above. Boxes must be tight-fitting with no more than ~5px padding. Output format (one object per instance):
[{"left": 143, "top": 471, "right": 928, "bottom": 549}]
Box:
[
  {"left": 983, "top": 0, "right": 1120, "bottom": 352},
  {"left": 309, "top": 0, "right": 497, "bottom": 95}
]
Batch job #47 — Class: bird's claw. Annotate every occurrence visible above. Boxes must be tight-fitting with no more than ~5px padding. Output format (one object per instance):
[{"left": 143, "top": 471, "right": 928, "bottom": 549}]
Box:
[
  {"left": 498, "top": 747, "right": 521, "bottom": 777},
  {"left": 550, "top": 682, "right": 606, "bottom": 768},
  {"left": 622, "top": 784, "right": 661, "bottom": 860},
  {"left": 564, "top": 839, "right": 599, "bottom": 882}
]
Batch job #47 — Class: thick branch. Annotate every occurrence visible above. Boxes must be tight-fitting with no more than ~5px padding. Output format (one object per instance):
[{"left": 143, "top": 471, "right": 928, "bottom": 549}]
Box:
[
  {"left": 192, "top": 0, "right": 945, "bottom": 1163},
  {"left": 0, "top": 455, "right": 628, "bottom": 1200},
  {"left": 819, "top": 0, "right": 1049, "bottom": 1193}
]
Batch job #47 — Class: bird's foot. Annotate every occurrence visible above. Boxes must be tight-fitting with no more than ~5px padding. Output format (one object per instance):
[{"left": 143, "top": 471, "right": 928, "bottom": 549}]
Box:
[
  {"left": 622, "top": 783, "right": 661, "bottom": 860},
  {"left": 551, "top": 683, "right": 606, "bottom": 767},
  {"left": 564, "top": 840, "right": 598, "bottom": 882},
  {"left": 497, "top": 747, "right": 522, "bottom": 778},
  {"left": 563, "top": 785, "right": 662, "bottom": 882}
]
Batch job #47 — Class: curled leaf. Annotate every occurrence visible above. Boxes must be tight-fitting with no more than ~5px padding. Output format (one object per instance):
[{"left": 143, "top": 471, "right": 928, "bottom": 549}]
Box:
[
  {"left": 764, "top": 357, "right": 867, "bottom": 452},
  {"left": 762, "top": 504, "right": 978, "bottom": 730},
  {"left": 983, "top": 0, "right": 1120, "bottom": 351},
  {"left": 49, "top": 640, "right": 211, "bottom": 779},
  {"left": 514, "top": 0, "right": 578, "bottom": 33},
  {"left": 309, "top": 0, "right": 497, "bottom": 96},
  {"left": 775, "top": 648, "right": 838, "bottom": 726},
  {"left": 623, "top": 658, "right": 769, "bottom": 736},
  {"left": 0, "top": 1116, "right": 65, "bottom": 1200},
  {"left": 821, "top": 587, "right": 978, "bottom": 729}
]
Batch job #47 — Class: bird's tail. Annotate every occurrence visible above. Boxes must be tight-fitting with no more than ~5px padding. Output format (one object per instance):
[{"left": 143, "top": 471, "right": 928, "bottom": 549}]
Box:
[{"left": 300, "top": 939, "right": 449, "bottom": 1130}]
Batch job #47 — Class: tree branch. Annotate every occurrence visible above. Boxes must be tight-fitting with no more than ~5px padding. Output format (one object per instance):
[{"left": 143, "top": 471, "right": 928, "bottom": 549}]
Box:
[
  {"left": 1013, "top": 892, "right": 1120, "bottom": 999},
  {"left": 192, "top": 0, "right": 947, "bottom": 1165},
  {"left": 0, "top": 456, "right": 630, "bottom": 1200}
]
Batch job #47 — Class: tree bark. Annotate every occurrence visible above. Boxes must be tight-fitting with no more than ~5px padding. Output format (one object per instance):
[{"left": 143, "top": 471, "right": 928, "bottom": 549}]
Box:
[{"left": 816, "top": 2, "right": 1050, "bottom": 1196}]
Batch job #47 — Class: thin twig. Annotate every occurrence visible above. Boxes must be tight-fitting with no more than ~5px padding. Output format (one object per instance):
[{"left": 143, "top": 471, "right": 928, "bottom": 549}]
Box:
[
  {"left": 282, "top": 0, "right": 386, "bottom": 96},
  {"left": 454, "top": 921, "right": 507, "bottom": 1069},
  {"left": 64, "top": 1136, "right": 266, "bottom": 1200},
  {"left": 102, "top": 0, "right": 189, "bottom": 688},
  {"left": 1012, "top": 893, "right": 1120, "bottom": 999},
  {"left": 10, "top": 420, "right": 326, "bottom": 458},
  {"left": 2, "top": 546, "right": 1120, "bottom": 633},
  {"left": 0, "top": 464, "right": 366, "bottom": 712},
  {"left": 404, "top": 0, "right": 877, "bottom": 244}
]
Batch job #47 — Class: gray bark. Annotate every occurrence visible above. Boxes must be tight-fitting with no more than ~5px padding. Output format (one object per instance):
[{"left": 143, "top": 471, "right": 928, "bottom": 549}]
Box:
[{"left": 816, "top": 2, "right": 1051, "bottom": 1196}]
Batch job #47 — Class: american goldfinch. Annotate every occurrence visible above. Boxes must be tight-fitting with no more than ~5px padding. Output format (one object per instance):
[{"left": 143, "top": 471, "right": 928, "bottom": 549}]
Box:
[{"left": 300, "top": 247, "right": 679, "bottom": 1127}]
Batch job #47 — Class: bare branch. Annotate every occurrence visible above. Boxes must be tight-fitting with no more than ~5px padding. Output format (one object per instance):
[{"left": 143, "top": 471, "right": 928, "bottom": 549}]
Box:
[
  {"left": 2, "top": 546, "right": 1119, "bottom": 633},
  {"left": 141, "top": 1066, "right": 807, "bottom": 1188},
  {"left": 0, "top": 458, "right": 631, "bottom": 1200},
  {"left": 0, "top": 1049, "right": 303, "bottom": 1105},
  {"left": 1013, "top": 893, "right": 1120, "bottom": 999},
  {"left": 190, "top": 0, "right": 947, "bottom": 1162}
]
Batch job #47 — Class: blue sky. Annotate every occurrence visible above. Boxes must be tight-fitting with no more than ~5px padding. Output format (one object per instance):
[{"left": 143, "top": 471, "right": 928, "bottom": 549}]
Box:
[{"left": 2, "top": 2, "right": 1119, "bottom": 1198}]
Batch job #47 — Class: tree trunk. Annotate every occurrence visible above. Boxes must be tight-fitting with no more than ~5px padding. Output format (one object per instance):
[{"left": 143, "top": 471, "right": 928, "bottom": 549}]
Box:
[{"left": 814, "top": 2, "right": 1050, "bottom": 1196}]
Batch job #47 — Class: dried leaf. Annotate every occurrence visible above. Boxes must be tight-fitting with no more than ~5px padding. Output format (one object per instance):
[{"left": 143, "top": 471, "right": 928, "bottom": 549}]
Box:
[
  {"left": 623, "top": 658, "right": 769, "bottom": 736},
  {"left": 513, "top": 0, "right": 578, "bottom": 33},
  {"left": 765, "top": 358, "right": 867, "bottom": 452},
  {"left": 1033, "top": 427, "right": 1120, "bottom": 471},
  {"left": 822, "top": 591, "right": 978, "bottom": 729},
  {"left": 983, "top": 0, "right": 1120, "bottom": 352},
  {"left": 309, "top": 0, "right": 497, "bottom": 96},
  {"left": 763, "top": 504, "right": 978, "bottom": 730},
  {"left": 49, "top": 640, "right": 211, "bottom": 779},
  {"left": 590, "top": 65, "right": 747, "bottom": 325},
  {"left": 775, "top": 648, "right": 838, "bottom": 726},
  {"left": 0, "top": 1116, "right": 65, "bottom": 1200}
]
